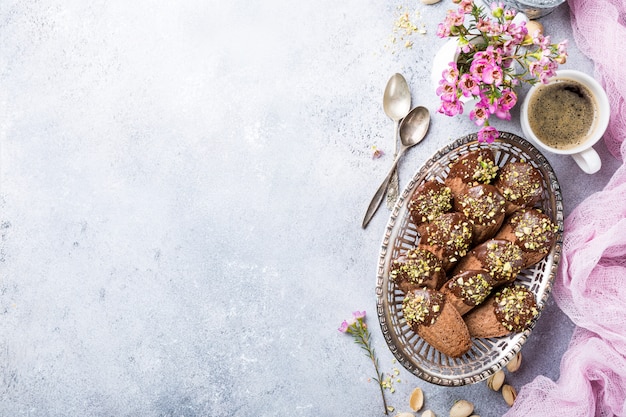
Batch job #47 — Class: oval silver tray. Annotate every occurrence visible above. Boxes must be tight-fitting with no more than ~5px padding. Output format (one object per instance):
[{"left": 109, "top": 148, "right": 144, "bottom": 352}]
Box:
[{"left": 376, "top": 131, "right": 564, "bottom": 386}]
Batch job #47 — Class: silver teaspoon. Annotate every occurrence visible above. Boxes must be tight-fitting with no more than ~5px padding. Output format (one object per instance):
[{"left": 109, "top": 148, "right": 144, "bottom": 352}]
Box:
[
  {"left": 362, "top": 106, "right": 430, "bottom": 229},
  {"left": 382, "top": 73, "right": 411, "bottom": 208}
]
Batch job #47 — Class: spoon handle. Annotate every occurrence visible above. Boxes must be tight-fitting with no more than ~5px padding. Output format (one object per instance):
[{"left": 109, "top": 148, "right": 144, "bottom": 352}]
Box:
[
  {"left": 385, "top": 121, "right": 401, "bottom": 208},
  {"left": 362, "top": 147, "right": 406, "bottom": 229}
]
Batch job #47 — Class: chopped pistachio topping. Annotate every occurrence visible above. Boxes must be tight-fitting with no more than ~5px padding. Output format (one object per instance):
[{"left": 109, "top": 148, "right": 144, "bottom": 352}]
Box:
[
  {"left": 409, "top": 184, "right": 452, "bottom": 224},
  {"left": 511, "top": 210, "right": 558, "bottom": 252},
  {"left": 390, "top": 249, "right": 442, "bottom": 285},
  {"left": 498, "top": 163, "right": 542, "bottom": 205},
  {"left": 449, "top": 272, "right": 492, "bottom": 305},
  {"left": 471, "top": 155, "right": 499, "bottom": 183},
  {"left": 484, "top": 240, "right": 524, "bottom": 282},
  {"left": 425, "top": 214, "right": 473, "bottom": 260},
  {"left": 457, "top": 186, "right": 505, "bottom": 226},
  {"left": 493, "top": 285, "right": 539, "bottom": 332},
  {"left": 402, "top": 290, "right": 444, "bottom": 327}
]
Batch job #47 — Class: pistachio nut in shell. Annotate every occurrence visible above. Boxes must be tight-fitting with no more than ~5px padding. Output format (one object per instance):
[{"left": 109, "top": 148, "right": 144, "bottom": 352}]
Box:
[
  {"left": 410, "top": 387, "right": 425, "bottom": 411},
  {"left": 487, "top": 370, "right": 505, "bottom": 391},
  {"left": 449, "top": 399, "right": 474, "bottom": 417},
  {"left": 395, "top": 413, "right": 414, "bottom": 417},
  {"left": 506, "top": 352, "right": 522, "bottom": 373},
  {"left": 422, "top": 410, "right": 437, "bottom": 417},
  {"left": 502, "top": 384, "right": 517, "bottom": 406}
]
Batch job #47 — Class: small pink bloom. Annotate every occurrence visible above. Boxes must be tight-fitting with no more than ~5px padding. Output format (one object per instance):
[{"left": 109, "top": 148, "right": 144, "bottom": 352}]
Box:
[
  {"left": 478, "top": 126, "right": 500, "bottom": 143},
  {"left": 499, "top": 89, "right": 517, "bottom": 110},
  {"left": 445, "top": 9, "right": 465, "bottom": 27},
  {"left": 353, "top": 311, "right": 366, "bottom": 319},
  {"left": 459, "top": 74, "right": 480, "bottom": 97},
  {"left": 490, "top": 1, "right": 504, "bottom": 18},
  {"left": 482, "top": 65, "right": 503, "bottom": 86},
  {"left": 442, "top": 62, "right": 460, "bottom": 82},
  {"left": 371, "top": 146, "right": 384, "bottom": 159},
  {"left": 458, "top": 0, "right": 474, "bottom": 13},
  {"left": 476, "top": 18, "right": 491, "bottom": 32},
  {"left": 436, "top": 22, "right": 451, "bottom": 38},
  {"left": 436, "top": 80, "right": 458, "bottom": 101},
  {"left": 469, "top": 104, "right": 489, "bottom": 126},
  {"left": 504, "top": 9, "right": 516, "bottom": 20},
  {"left": 338, "top": 320, "right": 350, "bottom": 333},
  {"left": 485, "top": 46, "right": 503, "bottom": 65},
  {"left": 438, "top": 98, "right": 464, "bottom": 117},
  {"left": 470, "top": 58, "right": 489, "bottom": 78}
]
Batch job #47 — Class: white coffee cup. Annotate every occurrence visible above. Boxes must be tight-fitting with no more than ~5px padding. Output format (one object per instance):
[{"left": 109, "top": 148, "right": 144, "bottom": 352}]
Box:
[{"left": 520, "top": 70, "right": 610, "bottom": 174}]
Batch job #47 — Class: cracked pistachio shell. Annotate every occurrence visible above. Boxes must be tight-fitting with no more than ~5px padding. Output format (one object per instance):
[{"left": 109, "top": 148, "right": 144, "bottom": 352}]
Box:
[
  {"left": 410, "top": 387, "right": 424, "bottom": 411},
  {"left": 526, "top": 20, "right": 544, "bottom": 36},
  {"left": 395, "top": 413, "right": 414, "bottom": 417},
  {"left": 502, "top": 384, "right": 517, "bottom": 406},
  {"left": 487, "top": 370, "right": 505, "bottom": 391},
  {"left": 449, "top": 400, "right": 474, "bottom": 417},
  {"left": 506, "top": 352, "right": 522, "bottom": 373},
  {"left": 422, "top": 410, "right": 437, "bottom": 417},
  {"left": 420, "top": 0, "right": 441, "bottom": 3}
]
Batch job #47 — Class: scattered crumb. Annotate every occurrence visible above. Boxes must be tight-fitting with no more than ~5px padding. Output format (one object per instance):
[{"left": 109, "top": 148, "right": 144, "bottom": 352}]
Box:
[{"left": 385, "top": 6, "right": 428, "bottom": 53}]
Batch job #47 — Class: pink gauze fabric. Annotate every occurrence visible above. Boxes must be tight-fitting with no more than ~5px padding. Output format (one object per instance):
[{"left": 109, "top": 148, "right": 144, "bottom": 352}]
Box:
[{"left": 504, "top": 1, "right": 626, "bottom": 416}]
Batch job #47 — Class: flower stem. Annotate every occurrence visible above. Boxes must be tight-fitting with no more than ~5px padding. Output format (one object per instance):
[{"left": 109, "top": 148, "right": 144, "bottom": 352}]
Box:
[{"left": 355, "top": 325, "right": 389, "bottom": 415}]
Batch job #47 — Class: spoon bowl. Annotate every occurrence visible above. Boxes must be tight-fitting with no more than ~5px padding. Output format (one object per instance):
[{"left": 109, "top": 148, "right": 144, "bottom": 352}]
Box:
[
  {"left": 383, "top": 74, "right": 412, "bottom": 121},
  {"left": 399, "top": 105, "right": 430, "bottom": 148},
  {"left": 362, "top": 106, "right": 431, "bottom": 228}
]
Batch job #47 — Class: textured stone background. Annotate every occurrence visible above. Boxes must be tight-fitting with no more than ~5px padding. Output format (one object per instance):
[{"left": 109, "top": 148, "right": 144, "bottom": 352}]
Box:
[{"left": 0, "top": 0, "right": 620, "bottom": 416}]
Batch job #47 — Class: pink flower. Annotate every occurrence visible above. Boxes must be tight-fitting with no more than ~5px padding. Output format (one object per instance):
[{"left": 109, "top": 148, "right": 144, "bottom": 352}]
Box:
[
  {"left": 371, "top": 146, "right": 384, "bottom": 159},
  {"left": 459, "top": 73, "right": 480, "bottom": 97},
  {"left": 438, "top": 98, "right": 464, "bottom": 117},
  {"left": 485, "top": 45, "right": 503, "bottom": 65},
  {"left": 490, "top": 2, "right": 504, "bottom": 18},
  {"left": 338, "top": 320, "right": 350, "bottom": 333},
  {"left": 352, "top": 311, "right": 366, "bottom": 319},
  {"left": 458, "top": 0, "right": 474, "bottom": 13},
  {"left": 478, "top": 125, "right": 500, "bottom": 143},
  {"left": 470, "top": 58, "right": 490, "bottom": 78},
  {"left": 434, "top": 0, "right": 567, "bottom": 146},
  {"left": 504, "top": 22, "right": 527, "bottom": 43},
  {"left": 476, "top": 18, "right": 491, "bottom": 32},
  {"left": 445, "top": 9, "right": 465, "bottom": 27},
  {"left": 442, "top": 62, "right": 460, "bottom": 82},
  {"left": 436, "top": 22, "right": 451, "bottom": 38},
  {"left": 436, "top": 80, "right": 458, "bottom": 101},
  {"left": 482, "top": 64, "right": 503, "bottom": 86},
  {"left": 469, "top": 103, "right": 489, "bottom": 126},
  {"left": 499, "top": 89, "right": 517, "bottom": 110},
  {"left": 503, "top": 9, "right": 516, "bottom": 20}
]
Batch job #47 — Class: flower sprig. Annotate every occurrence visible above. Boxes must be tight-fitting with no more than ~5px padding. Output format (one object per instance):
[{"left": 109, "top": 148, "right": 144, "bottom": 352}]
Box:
[
  {"left": 436, "top": 0, "right": 568, "bottom": 143},
  {"left": 339, "top": 311, "right": 390, "bottom": 414}
]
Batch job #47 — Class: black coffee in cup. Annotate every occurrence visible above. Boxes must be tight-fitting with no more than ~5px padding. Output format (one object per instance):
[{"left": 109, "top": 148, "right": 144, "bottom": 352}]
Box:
[{"left": 527, "top": 78, "right": 598, "bottom": 150}]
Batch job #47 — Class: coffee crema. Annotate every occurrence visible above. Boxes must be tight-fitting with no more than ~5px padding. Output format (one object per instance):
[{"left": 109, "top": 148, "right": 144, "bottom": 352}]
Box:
[{"left": 527, "top": 78, "right": 598, "bottom": 150}]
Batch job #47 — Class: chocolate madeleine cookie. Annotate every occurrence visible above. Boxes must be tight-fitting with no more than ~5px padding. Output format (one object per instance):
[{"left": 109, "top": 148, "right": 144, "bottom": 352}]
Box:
[
  {"left": 495, "top": 208, "right": 559, "bottom": 268},
  {"left": 408, "top": 179, "right": 453, "bottom": 231},
  {"left": 402, "top": 288, "right": 471, "bottom": 358},
  {"left": 494, "top": 162, "right": 543, "bottom": 215},
  {"left": 440, "top": 269, "right": 493, "bottom": 316},
  {"left": 445, "top": 149, "right": 499, "bottom": 197},
  {"left": 390, "top": 248, "right": 447, "bottom": 293},
  {"left": 453, "top": 184, "right": 507, "bottom": 244},
  {"left": 418, "top": 212, "right": 474, "bottom": 272},
  {"left": 454, "top": 239, "right": 525, "bottom": 286},
  {"left": 464, "top": 284, "right": 539, "bottom": 338}
]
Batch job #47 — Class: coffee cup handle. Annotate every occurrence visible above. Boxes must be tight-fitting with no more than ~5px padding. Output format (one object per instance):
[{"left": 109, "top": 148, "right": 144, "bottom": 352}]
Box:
[{"left": 572, "top": 147, "right": 601, "bottom": 174}]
